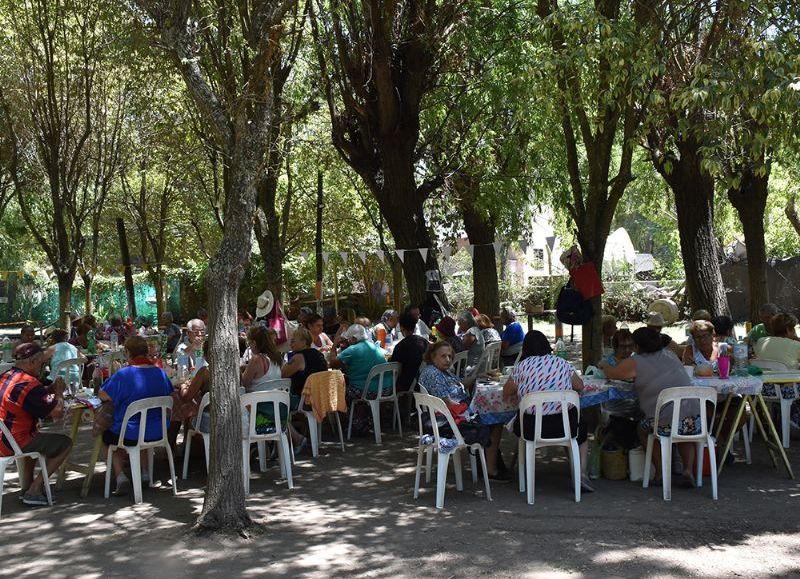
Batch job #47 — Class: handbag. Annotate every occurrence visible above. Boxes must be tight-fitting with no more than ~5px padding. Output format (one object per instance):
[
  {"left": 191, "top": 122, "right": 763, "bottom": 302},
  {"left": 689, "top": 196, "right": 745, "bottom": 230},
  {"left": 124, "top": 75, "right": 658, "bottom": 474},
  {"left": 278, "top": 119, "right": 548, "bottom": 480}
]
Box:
[{"left": 267, "top": 299, "right": 289, "bottom": 345}]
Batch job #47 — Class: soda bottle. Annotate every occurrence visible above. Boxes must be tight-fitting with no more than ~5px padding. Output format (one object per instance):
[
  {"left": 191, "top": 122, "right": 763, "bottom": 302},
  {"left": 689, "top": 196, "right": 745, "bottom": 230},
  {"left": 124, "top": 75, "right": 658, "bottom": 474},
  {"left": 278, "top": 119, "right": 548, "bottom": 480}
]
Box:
[{"left": 376, "top": 326, "right": 387, "bottom": 348}]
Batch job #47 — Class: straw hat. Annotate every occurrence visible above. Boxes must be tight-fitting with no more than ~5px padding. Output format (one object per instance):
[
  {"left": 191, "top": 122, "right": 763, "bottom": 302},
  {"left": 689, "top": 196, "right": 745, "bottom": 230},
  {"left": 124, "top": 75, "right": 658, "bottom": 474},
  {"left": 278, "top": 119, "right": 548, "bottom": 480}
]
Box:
[
  {"left": 255, "top": 290, "right": 275, "bottom": 319},
  {"left": 646, "top": 312, "right": 665, "bottom": 328}
]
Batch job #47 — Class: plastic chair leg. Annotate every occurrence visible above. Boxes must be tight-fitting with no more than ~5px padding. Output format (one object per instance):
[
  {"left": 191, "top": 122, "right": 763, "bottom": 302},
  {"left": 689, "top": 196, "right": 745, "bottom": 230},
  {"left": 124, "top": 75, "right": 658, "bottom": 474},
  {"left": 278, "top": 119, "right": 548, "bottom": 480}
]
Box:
[
  {"left": 37, "top": 456, "right": 53, "bottom": 506},
  {"left": 518, "top": 438, "right": 525, "bottom": 493},
  {"left": 394, "top": 400, "right": 402, "bottom": 437},
  {"left": 147, "top": 448, "right": 155, "bottom": 487},
  {"left": 708, "top": 436, "right": 718, "bottom": 500},
  {"left": 369, "top": 401, "right": 382, "bottom": 445},
  {"left": 425, "top": 447, "right": 433, "bottom": 483},
  {"left": 257, "top": 441, "right": 267, "bottom": 472},
  {"left": 276, "top": 440, "right": 286, "bottom": 478},
  {"left": 346, "top": 401, "right": 355, "bottom": 440},
  {"left": 525, "top": 441, "right": 536, "bottom": 505},
  {"left": 335, "top": 413, "right": 345, "bottom": 452},
  {"left": 478, "top": 447, "right": 492, "bottom": 501},
  {"left": 695, "top": 442, "right": 704, "bottom": 488},
  {"left": 164, "top": 444, "right": 177, "bottom": 495},
  {"left": 413, "top": 447, "right": 425, "bottom": 499},
  {"left": 660, "top": 437, "right": 672, "bottom": 501},
  {"left": 104, "top": 447, "right": 114, "bottom": 498},
  {"left": 202, "top": 434, "right": 210, "bottom": 472},
  {"left": 642, "top": 435, "right": 654, "bottom": 489},
  {"left": 182, "top": 430, "right": 194, "bottom": 479},
  {"left": 435, "top": 453, "right": 450, "bottom": 509},
  {"left": 453, "top": 450, "right": 464, "bottom": 491},
  {"left": 469, "top": 452, "right": 477, "bottom": 486},
  {"left": 748, "top": 411, "right": 755, "bottom": 442},
  {"left": 742, "top": 422, "right": 752, "bottom": 464},
  {"left": 129, "top": 450, "right": 143, "bottom": 504},
  {"left": 281, "top": 434, "right": 293, "bottom": 489},
  {"left": 570, "top": 440, "right": 581, "bottom": 503},
  {"left": 306, "top": 414, "right": 319, "bottom": 458},
  {"left": 242, "top": 441, "right": 250, "bottom": 495},
  {"left": 0, "top": 460, "right": 6, "bottom": 518}
]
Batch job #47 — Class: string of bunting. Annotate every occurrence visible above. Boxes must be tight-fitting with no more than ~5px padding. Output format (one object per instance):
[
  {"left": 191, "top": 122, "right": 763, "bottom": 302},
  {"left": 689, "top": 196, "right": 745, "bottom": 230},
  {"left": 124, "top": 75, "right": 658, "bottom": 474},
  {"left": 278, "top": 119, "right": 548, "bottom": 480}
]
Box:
[{"left": 0, "top": 240, "right": 531, "bottom": 279}]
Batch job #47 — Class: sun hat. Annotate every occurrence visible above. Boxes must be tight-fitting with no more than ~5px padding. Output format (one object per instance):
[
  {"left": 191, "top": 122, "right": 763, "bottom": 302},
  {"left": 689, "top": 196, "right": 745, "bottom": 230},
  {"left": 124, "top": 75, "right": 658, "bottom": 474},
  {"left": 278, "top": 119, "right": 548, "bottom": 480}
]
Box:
[
  {"left": 342, "top": 323, "right": 370, "bottom": 343},
  {"left": 646, "top": 312, "right": 665, "bottom": 327},
  {"left": 255, "top": 290, "right": 275, "bottom": 319}
]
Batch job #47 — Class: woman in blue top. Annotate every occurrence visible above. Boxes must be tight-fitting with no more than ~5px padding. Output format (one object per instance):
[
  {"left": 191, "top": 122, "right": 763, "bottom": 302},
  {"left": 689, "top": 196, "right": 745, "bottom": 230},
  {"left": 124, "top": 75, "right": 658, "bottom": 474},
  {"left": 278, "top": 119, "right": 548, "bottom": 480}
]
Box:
[
  {"left": 99, "top": 335, "right": 173, "bottom": 496},
  {"left": 500, "top": 308, "right": 525, "bottom": 366}
]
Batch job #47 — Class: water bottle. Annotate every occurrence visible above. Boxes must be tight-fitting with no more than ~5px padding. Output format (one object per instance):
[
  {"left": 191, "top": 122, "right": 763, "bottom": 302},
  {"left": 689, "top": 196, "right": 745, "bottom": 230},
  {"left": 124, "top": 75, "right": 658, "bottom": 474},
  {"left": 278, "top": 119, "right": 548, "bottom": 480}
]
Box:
[
  {"left": 385, "top": 332, "right": 393, "bottom": 348},
  {"left": 110, "top": 330, "right": 118, "bottom": 352},
  {"left": 2, "top": 337, "right": 11, "bottom": 362},
  {"left": 194, "top": 347, "right": 204, "bottom": 371},
  {"left": 87, "top": 329, "right": 96, "bottom": 355},
  {"left": 733, "top": 342, "right": 748, "bottom": 376},
  {"left": 177, "top": 351, "right": 189, "bottom": 380},
  {"left": 555, "top": 339, "right": 567, "bottom": 360}
]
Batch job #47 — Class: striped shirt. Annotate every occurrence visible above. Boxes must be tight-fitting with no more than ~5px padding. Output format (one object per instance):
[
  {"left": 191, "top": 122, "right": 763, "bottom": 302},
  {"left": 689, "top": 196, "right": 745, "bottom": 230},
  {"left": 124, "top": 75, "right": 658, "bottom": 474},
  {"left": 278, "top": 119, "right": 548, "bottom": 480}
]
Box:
[
  {"left": 511, "top": 354, "right": 575, "bottom": 415},
  {"left": 0, "top": 369, "right": 57, "bottom": 456}
]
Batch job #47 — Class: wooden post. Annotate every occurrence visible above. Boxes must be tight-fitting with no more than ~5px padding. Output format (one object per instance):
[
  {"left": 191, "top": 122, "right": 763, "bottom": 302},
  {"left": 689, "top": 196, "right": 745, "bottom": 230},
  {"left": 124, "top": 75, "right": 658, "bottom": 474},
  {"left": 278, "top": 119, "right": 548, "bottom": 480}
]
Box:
[
  {"left": 315, "top": 171, "right": 323, "bottom": 314},
  {"left": 116, "top": 218, "right": 137, "bottom": 320}
]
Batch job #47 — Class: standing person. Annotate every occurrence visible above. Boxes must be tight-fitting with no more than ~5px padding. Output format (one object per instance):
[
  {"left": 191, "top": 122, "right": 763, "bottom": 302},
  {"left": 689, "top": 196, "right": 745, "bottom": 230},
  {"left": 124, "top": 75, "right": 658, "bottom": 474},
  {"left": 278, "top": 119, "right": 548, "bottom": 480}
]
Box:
[
  {"left": 390, "top": 313, "right": 429, "bottom": 392},
  {"left": 599, "top": 327, "right": 697, "bottom": 487},
  {"left": 98, "top": 336, "right": 174, "bottom": 495},
  {"left": 0, "top": 343, "right": 72, "bottom": 506},
  {"left": 499, "top": 308, "right": 524, "bottom": 366},
  {"left": 502, "top": 331, "right": 592, "bottom": 491},
  {"left": 746, "top": 302, "right": 780, "bottom": 346}
]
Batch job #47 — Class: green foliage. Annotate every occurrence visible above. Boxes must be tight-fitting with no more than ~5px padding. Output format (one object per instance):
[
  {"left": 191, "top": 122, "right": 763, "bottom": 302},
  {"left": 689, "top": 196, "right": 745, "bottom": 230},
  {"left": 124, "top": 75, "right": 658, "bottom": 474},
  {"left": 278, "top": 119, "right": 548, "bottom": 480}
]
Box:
[{"left": 601, "top": 282, "right": 652, "bottom": 322}]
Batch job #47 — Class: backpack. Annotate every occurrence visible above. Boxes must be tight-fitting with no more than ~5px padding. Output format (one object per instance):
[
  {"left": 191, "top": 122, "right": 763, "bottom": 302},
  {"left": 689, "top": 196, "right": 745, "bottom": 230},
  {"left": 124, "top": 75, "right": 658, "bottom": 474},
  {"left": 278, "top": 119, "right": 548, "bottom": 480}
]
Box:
[{"left": 556, "top": 281, "right": 594, "bottom": 325}]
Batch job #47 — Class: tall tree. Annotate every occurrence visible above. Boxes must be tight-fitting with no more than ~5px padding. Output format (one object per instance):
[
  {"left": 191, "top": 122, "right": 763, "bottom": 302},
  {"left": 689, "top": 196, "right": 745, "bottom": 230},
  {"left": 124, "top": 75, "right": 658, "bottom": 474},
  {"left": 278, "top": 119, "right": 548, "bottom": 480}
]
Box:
[
  {"left": 534, "top": 0, "right": 659, "bottom": 365},
  {"left": 0, "top": 0, "right": 121, "bottom": 327},
  {"left": 310, "top": 0, "right": 467, "bottom": 304},
  {"left": 135, "top": 0, "right": 298, "bottom": 533}
]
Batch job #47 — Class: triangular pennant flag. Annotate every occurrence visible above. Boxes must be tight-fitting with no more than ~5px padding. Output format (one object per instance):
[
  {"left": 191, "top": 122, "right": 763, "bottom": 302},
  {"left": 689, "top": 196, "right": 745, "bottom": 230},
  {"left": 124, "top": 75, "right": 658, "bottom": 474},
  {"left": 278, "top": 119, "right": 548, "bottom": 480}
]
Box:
[
  {"left": 321, "top": 252, "right": 330, "bottom": 265},
  {"left": 519, "top": 240, "right": 529, "bottom": 254},
  {"left": 46, "top": 270, "right": 53, "bottom": 278},
  {"left": 357, "top": 251, "right": 367, "bottom": 264},
  {"left": 339, "top": 251, "right": 349, "bottom": 263},
  {"left": 301, "top": 252, "right": 308, "bottom": 261},
  {"left": 30, "top": 270, "right": 38, "bottom": 278},
  {"left": 441, "top": 246, "right": 452, "bottom": 259},
  {"left": 465, "top": 245, "right": 475, "bottom": 258},
  {"left": 492, "top": 241, "right": 503, "bottom": 256},
  {"left": 375, "top": 250, "right": 385, "bottom": 264},
  {"left": 419, "top": 248, "right": 428, "bottom": 263},
  {"left": 395, "top": 249, "right": 405, "bottom": 263}
]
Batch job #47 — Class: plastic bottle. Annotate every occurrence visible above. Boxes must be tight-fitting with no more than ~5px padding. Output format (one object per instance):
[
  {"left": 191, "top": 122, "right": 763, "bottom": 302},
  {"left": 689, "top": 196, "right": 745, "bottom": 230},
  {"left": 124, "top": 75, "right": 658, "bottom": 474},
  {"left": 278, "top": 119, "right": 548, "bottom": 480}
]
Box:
[
  {"left": 177, "top": 351, "right": 189, "bottom": 380},
  {"left": 194, "top": 346, "right": 204, "bottom": 371},
  {"left": 376, "top": 326, "right": 387, "bottom": 348},
  {"left": 87, "top": 329, "right": 96, "bottom": 355},
  {"left": 385, "top": 331, "right": 393, "bottom": 348},
  {"left": 2, "top": 336, "right": 11, "bottom": 362},
  {"left": 555, "top": 339, "right": 567, "bottom": 360},
  {"left": 733, "top": 342, "right": 749, "bottom": 376},
  {"left": 110, "top": 330, "right": 118, "bottom": 352},
  {"left": 717, "top": 343, "right": 731, "bottom": 379}
]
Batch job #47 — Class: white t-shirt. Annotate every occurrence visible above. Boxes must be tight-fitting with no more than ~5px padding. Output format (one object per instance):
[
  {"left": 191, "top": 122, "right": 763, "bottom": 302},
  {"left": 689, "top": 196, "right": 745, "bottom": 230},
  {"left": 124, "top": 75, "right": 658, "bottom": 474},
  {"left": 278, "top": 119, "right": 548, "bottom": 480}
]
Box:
[{"left": 755, "top": 337, "right": 800, "bottom": 370}]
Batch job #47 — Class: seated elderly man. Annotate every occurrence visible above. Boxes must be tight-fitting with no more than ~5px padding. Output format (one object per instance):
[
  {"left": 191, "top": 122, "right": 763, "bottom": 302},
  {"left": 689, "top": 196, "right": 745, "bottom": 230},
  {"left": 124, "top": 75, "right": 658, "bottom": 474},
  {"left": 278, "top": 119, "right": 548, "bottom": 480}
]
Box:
[
  {"left": 174, "top": 318, "right": 206, "bottom": 370},
  {"left": 0, "top": 343, "right": 72, "bottom": 506},
  {"left": 746, "top": 302, "right": 779, "bottom": 347}
]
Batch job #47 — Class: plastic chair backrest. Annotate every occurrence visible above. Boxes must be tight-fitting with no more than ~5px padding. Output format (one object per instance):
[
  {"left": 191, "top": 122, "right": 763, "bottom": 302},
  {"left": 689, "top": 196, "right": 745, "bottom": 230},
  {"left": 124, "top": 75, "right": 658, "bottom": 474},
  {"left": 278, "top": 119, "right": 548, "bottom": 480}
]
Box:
[
  {"left": 252, "top": 378, "right": 291, "bottom": 392},
  {"left": 196, "top": 392, "right": 210, "bottom": 419},
  {"left": 413, "top": 392, "right": 465, "bottom": 447},
  {"left": 117, "top": 395, "right": 173, "bottom": 446},
  {"left": 484, "top": 342, "right": 501, "bottom": 372},
  {"left": 0, "top": 419, "right": 24, "bottom": 455},
  {"left": 362, "top": 362, "right": 399, "bottom": 400},
  {"left": 652, "top": 386, "right": 717, "bottom": 440},
  {"left": 53, "top": 357, "right": 83, "bottom": 378},
  {"left": 450, "top": 351, "right": 468, "bottom": 377},
  {"left": 518, "top": 390, "right": 580, "bottom": 443},
  {"left": 752, "top": 359, "right": 789, "bottom": 372},
  {"left": 304, "top": 369, "right": 345, "bottom": 391},
  {"left": 240, "top": 390, "right": 290, "bottom": 440}
]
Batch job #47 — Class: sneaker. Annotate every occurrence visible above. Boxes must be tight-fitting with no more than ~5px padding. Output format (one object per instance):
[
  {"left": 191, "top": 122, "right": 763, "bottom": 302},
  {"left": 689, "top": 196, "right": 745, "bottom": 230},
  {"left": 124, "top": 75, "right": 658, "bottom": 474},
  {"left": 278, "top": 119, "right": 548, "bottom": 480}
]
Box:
[{"left": 22, "top": 493, "right": 51, "bottom": 506}]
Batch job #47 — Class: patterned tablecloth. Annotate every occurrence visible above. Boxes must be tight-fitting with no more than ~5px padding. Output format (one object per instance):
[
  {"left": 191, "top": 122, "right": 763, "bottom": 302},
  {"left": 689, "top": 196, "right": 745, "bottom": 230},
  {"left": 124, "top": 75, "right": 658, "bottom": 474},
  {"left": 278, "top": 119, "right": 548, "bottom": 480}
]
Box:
[{"left": 470, "top": 375, "right": 765, "bottom": 425}]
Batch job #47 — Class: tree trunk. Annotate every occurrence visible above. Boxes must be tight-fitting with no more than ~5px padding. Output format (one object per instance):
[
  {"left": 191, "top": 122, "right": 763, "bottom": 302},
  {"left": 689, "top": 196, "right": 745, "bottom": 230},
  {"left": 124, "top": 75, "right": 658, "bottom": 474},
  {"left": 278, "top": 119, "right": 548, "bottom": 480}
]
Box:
[
  {"left": 785, "top": 194, "right": 800, "bottom": 237},
  {"left": 254, "top": 164, "right": 285, "bottom": 302},
  {"left": 196, "top": 159, "right": 257, "bottom": 533},
  {"left": 57, "top": 274, "right": 74, "bottom": 329},
  {"left": 462, "top": 217, "right": 499, "bottom": 318},
  {"left": 81, "top": 271, "right": 93, "bottom": 316},
  {"left": 150, "top": 267, "right": 166, "bottom": 319},
  {"left": 576, "top": 217, "right": 609, "bottom": 373},
  {"left": 654, "top": 138, "right": 729, "bottom": 317},
  {"left": 728, "top": 165, "right": 770, "bottom": 323}
]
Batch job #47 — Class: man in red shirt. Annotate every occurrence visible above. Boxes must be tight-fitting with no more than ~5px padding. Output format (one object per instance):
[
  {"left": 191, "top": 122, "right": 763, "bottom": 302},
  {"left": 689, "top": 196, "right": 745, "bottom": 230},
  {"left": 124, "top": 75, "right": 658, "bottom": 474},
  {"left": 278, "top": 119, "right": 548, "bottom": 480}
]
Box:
[{"left": 0, "top": 342, "right": 72, "bottom": 506}]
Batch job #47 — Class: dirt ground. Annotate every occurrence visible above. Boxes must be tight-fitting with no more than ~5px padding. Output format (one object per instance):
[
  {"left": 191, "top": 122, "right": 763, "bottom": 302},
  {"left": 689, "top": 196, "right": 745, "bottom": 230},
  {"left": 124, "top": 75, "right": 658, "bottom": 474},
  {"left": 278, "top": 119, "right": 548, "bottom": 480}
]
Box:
[{"left": 2, "top": 411, "right": 800, "bottom": 579}]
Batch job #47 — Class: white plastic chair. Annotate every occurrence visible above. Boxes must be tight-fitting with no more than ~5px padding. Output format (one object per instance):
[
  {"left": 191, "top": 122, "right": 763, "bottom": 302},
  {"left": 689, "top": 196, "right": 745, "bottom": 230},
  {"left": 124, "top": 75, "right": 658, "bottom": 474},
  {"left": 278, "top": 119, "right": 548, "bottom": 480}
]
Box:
[
  {"left": 52, "top": 357, "right": 85, "bottom": 394},
  {"left": 516, "top": 390, "right": 581, "bottom": 505},
  {"left": 241, "top": 390, "right": 293, "bottom": 493},
  {"left": 252, "top": 379, "right": 297, "bottom": 467},
  {"left": 413, "top": 392, "right": 492, "bottom": 509},
  {"left": 642, "top": 386, "right": 718, "bottom": 501},
  {"left": 485, "top": 342, "right": 502, "bottom": 373},
  {"left": 182, "top": 392, "right": 210, "bottom": 479},
  {"left": 450, "top": 351, "right": 468, "bottom": 378},
  {"left": 297, "top": 371, "right": 346, "bottom": 457},
  {"left": 103, "top": 396, "right": 177, "bottom": 504},
  {"left": 347, "top": 362, "right": 401, "bottom": 444},
  {"left": 0, "top": 421, "right": 54, "bottom": 517},
  {"left": 750, "top": 359, "right": 795, "bottom": 448}
]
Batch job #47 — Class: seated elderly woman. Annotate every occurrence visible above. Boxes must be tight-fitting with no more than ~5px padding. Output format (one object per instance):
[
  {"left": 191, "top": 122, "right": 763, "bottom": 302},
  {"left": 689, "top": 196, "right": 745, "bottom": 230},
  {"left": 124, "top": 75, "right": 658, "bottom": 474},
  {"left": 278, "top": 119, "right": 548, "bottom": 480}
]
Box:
[
  {"left": 434, "top": 316, "right": 464, "bottom": 353},
  {"left": 602, "top": 328, "right": 634, "bottom": 367},
  {"left": 99, "top": 336, "right": 174, "bottom": 496},
  {"left": 281, "top": 327, "right": 329, "bottom": 404},
  {"left": 501, "top": 331, "right": 593, "bottom": 492},
  {"left": 682, "top": 319, "right": 718, "bottom": 370},
  {"left": 476, "top": 314, "right": 501, "bottom": 344},
  {"left": 755, "top": 313, "right": 800, "bottom": 369},
  {"left": 330, "top": 323, "right": 389, "bottom": 436},
  {"left": 457, "top": 311, "right": 485, "bottom": 370},
  {"left": 599, "top": 327, "right": 699, "bottom": 487},
  {"left": 418, "top": 341, "right": 500, "bottom": 479}
]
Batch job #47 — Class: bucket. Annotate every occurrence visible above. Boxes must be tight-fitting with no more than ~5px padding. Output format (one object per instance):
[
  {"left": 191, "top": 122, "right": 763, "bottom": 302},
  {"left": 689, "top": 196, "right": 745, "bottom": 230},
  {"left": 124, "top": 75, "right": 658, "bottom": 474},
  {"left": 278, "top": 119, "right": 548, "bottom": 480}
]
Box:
[
  {"left": 602, "top": 447, "right": 627, "bottom": 480},
  {"left": 628, "top": 447, "right": 646, "bottom": 482}
]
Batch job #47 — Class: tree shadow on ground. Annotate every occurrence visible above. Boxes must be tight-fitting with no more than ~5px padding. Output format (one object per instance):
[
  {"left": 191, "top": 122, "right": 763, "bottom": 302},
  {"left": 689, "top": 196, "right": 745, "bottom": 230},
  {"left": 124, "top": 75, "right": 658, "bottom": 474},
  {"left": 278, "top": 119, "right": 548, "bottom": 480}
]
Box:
[{"left": 2, "top": 419, "right": 800, "bottom": 578}]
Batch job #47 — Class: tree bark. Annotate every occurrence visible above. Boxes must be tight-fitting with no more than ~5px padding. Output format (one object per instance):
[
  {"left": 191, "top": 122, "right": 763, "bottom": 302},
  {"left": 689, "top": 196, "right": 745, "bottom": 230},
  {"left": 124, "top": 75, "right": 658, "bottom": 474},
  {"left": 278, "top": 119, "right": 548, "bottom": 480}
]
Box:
[
  {"left": 652, "top": 137, "right": 729, "bottom": 317},
  {"left": 81, "top": 271, "right": 94, "bottom": 316},
  {"left": 785, "top": 194, "right": 800, "bottom": 237},
  {"left": 728, "top": 164, "right": 770, "bottom": 323},
  {"left": 57, "top": 275, "right": 74, "bottom": 329}
]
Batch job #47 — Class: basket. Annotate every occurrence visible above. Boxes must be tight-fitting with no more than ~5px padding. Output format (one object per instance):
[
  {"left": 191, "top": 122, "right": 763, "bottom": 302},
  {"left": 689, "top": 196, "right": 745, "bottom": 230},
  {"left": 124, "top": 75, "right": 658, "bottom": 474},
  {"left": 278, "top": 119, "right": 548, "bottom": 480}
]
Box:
[{"left": 602, "top": 447, "right": 628, "bottom": 480}]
